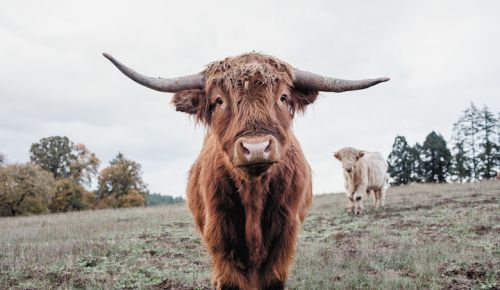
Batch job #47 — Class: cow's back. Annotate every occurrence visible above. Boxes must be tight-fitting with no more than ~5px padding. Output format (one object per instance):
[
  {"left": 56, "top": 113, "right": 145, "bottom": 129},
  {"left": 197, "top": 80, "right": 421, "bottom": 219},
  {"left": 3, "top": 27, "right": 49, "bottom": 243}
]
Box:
[{"left": 359, "top": 152, "right": 387, "bottom": 188}]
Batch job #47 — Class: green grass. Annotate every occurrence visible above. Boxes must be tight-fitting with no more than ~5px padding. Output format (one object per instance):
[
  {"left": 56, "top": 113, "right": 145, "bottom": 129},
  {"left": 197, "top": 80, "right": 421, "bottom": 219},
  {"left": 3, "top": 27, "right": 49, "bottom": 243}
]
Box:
[{"left": 1, "top": 181, "right": 498, "bottom": 289}]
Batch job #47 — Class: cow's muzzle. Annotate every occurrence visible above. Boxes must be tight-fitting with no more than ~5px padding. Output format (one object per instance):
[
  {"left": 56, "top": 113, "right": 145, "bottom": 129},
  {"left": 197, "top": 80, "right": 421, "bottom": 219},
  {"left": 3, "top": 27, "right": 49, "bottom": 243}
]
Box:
[{"left": 234, "top": 135, "right": 280, "bottom": 169}]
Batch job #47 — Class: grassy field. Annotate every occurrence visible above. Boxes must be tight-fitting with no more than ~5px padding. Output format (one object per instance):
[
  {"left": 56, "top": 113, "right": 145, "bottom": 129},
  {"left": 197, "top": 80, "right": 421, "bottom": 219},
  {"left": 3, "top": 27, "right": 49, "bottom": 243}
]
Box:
[{"left": 0, "top": 181, "right": 498, "bottom": 290}]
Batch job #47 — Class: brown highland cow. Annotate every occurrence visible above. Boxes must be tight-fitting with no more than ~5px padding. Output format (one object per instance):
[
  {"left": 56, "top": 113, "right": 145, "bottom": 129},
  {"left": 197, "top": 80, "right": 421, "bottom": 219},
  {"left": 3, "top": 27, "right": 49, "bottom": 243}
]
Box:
[{"left": 104, "top": 52, "right": 388, "bottom": 290}]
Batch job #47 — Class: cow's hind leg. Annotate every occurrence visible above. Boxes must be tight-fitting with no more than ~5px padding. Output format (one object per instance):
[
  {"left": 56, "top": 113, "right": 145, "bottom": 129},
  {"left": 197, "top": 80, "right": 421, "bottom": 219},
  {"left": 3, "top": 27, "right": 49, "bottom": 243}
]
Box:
[
  {"left": 380, "top": 186, "right": 386, "bottom": 207},
  {"left": 374, "top": 189, "right": 381, "bottom": 209},
  {"left": 368, "top": 189, "right": 377, "bottom": 206}
]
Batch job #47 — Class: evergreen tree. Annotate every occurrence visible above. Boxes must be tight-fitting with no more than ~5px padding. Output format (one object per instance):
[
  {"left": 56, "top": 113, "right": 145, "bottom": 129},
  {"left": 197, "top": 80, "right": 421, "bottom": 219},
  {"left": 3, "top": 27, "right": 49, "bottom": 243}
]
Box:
[
  {"left": 387, "top": 136, "right": 413, "bottom": 185},
  {"left": 147, "top": 193, "right": 184, "bottom": 206},
  {"left": 409, "top": 143, "right": 423, "bottom": 183},
  {"left": 421, "top": 131, "right": 451, "bottom": 183},
  {"left": 450, "top": 140, "right": 471, "bottom": 182},
  {"left": 477, "top": 105, "right": 499, "bottom": 179},
  {"left": 452, "top": 103, "right": 481, "bottom": 180}
]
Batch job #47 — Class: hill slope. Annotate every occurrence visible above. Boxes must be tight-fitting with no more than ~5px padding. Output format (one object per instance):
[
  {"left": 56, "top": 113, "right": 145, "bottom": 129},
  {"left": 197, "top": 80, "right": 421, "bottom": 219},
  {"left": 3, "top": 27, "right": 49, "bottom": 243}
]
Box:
[{"left": 1, "top": 181, "right": 498, "bottom": 289}]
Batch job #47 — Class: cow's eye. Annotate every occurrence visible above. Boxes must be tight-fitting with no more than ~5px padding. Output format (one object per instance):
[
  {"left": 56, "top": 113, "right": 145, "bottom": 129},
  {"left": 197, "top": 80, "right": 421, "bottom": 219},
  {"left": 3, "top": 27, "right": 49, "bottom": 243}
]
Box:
[
  {"left": 216, "top": 97, "right": 223, "bottom": 105},
  {"left": 280, "top": 94, "right": 287, "bottom": 103}
]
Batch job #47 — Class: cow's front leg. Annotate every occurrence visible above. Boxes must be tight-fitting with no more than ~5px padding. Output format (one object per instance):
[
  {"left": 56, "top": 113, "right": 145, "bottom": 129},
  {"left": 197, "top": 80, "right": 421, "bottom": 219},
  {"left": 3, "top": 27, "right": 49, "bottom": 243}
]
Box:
[
  {"left": 259, "top": 213, "right": 300, "bottom": 290},
  {"left": 210, "top": 255, "right": 248, "bottom": 290},
  {"left": 346, "top": 191, "right": 355, "bottom": 213},
  {"left": 369, "top": 189, "right": 377, "bottom": 207},
  {"left": 353, "top": 190, "right": 364, "bottom": 215},
  {"left": 204, "top": 212, "right": 250, "bottom": 290}
]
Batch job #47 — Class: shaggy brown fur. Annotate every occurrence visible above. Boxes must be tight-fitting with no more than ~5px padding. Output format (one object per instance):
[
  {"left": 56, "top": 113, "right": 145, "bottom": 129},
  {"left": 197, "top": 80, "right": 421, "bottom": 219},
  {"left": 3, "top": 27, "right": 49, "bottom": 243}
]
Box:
[{"left": 171, "top": 53, "right": 317, "bottom": 290}]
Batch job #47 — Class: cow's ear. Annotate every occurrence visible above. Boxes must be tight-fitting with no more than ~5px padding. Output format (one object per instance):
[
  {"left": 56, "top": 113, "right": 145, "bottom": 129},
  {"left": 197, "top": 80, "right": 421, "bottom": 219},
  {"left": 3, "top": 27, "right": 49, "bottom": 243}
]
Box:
[
  {"left": 357, "top": 151, "right": 365, "bottom": 159},
  {"left": 290, "top": 88, "right": 319, "bottom": 114},
  {"left": 334, "top": 152, "right": 341, "bottom": 161},
  {"left": 171, "top": 89, "right": 208, "bottom": 123}
]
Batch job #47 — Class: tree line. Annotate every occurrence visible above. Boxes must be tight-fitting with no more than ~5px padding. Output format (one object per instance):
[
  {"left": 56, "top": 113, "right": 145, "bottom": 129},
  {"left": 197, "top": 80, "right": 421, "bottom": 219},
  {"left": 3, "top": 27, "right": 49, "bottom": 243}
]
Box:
[
  {"left": 0, "top": 136, "right": 183, "bottom": 217},
  {"left": 388, "top": 103, "right": 499, "bottom": 185},
  {"left": 2, "top": 103, "right": 497, "bottom": 215}
]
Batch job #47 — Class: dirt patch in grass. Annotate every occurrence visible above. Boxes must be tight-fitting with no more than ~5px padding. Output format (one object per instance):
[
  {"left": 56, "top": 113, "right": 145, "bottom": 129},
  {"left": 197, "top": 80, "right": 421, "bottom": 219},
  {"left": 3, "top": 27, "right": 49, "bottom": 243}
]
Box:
[
  {"left": 148, "top": 278, "right": 210, "bottom": 290},
  {"left": 440, "top": 261, "right": 499, "bottom": 290},
  {"left": 161, "top": 251, "right": 186, "bottom": 259},
  {"left": 391, "top": 219, "right": 421, "bottom": 229},
  {"left": 169, "top": 222, "right": 191, "bottom": 228},
  {"left": 433, "top": 197, "right": 455, "bottom": 206},
  {"left": 332, "top": 231, "right": 347, "bottom": 242},
  {"left": 139, "top": 233, "right": 156, "bottom": 240},
  {"left": 382, "top": 204, "right": 434, "bottom": 215},
  {"left": 331, "top": 230, "right": 367, "bottom": 243},
  {"left": 46, "top": 271, "right": 74, "bottom": 287},
  {"left": 458, "top": 196, "right": 497, "bottom": 207},
  {"left": 470, "top": 225, "right": 497, "bottom": 235},
  {"left": 372, "top": 210, "right": 403, "bottom": 219},
  {"left": 331, "top": 230, "right": 368, "bottom": 257},
  {"left": 417, "top": 228, "right": 455, "bottom": 243},
  {"left": 373, "top": 239, "right": 399, "bottom": 250}
]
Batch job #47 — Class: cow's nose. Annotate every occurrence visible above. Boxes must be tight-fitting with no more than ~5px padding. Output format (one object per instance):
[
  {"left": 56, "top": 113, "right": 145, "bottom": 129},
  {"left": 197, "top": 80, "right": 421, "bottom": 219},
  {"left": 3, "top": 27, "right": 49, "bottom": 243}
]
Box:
[
  {"left": 234, "top": 135, "right": 280, "bottom": 167},
  {"left": 241, "top": 139, "right": 270, "bottom": 158}
]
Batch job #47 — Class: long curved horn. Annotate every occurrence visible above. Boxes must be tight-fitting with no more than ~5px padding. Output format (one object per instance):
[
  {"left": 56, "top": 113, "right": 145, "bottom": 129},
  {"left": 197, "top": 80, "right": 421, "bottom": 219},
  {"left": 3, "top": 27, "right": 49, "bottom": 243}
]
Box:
[
  {"left": 103, "top": 53, "right": 204, "bottom": 92},
  {"left": 293, "top": 68, "right": 389, "bottom": 92}
]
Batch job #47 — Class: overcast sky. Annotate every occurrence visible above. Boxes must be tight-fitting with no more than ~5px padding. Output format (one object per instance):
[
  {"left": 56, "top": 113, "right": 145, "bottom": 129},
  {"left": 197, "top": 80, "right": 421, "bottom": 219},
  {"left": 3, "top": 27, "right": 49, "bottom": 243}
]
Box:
[{"left": 1, "top": 1, "right": 499, "bottom": 196}]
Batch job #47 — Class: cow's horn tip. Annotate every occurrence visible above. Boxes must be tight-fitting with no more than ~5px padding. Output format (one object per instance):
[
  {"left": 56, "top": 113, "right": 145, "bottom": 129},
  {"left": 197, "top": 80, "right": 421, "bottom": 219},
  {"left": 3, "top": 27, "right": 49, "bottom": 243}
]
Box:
[{"left": 102, "top": 52, "right": 113, "bottom": 60}]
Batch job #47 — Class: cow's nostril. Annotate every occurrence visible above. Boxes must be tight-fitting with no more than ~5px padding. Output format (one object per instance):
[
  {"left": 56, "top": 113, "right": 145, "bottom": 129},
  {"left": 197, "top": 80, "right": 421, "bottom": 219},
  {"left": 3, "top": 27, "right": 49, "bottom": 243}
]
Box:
[
  {"left": 240, "top": 142, "right": 250, "bottom": 155},
  {"left": 264, "top": 139, "right": 272, "bottom": 153}
]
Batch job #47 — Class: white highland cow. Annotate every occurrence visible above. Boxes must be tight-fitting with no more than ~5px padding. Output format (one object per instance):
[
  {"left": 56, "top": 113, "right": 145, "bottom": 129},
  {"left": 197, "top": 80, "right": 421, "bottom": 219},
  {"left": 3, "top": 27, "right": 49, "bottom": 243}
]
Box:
[{"left": 334, "top": 147, "right": 388, "bottom": 214}]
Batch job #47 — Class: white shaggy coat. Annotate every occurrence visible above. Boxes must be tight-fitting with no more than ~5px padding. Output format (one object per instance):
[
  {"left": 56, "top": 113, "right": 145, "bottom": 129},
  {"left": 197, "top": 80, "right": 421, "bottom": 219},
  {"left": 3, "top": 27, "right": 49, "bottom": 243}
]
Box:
[{"left": 335, "top": 147, "right": 388, "bottom": 214}]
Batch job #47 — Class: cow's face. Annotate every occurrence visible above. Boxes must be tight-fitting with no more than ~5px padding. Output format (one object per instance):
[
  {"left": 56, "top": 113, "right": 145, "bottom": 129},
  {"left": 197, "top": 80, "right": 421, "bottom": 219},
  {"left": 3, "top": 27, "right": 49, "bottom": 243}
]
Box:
[
  {"left": 172, "top": 54, "right": 318, "bottom": 175},
  {"left": 334, "top": 147, "right": 364, "bottom": 175}
]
